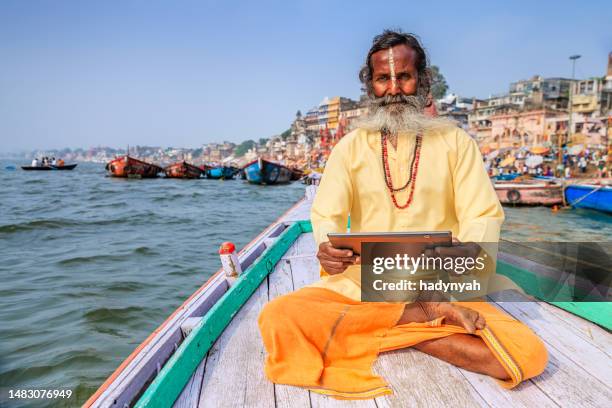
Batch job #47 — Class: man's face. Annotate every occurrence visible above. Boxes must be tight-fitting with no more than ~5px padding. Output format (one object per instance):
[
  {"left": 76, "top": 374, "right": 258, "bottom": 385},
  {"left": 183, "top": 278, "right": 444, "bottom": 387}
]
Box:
[{"left": 370, "top": 44, "right": 419, "bottom": 98}]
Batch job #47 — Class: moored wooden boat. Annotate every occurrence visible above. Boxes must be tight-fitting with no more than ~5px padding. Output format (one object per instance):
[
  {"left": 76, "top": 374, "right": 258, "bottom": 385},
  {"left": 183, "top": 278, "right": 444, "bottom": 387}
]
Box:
[
  {"left": 206, "top": 166, "right": 236, "bottom": 180},
  {"left": 243, "top": 157, "right": 292, "bottom": 185},
  {"left": 564, "top": 183, "right": 612, "bottom": 213},
  {"left": 290, "top": 167, "right": 304, "bottom": 181},
  {"left": 105, "top": 156, "right": 162, "bottom": 178},
  {"left": 494, "top": 180, "right": 563, "bottom": 206},
  {"left": 21, "top": 164, "right": 78, "bottom": 171},
  {"left": 164, "top": 161, "right": 203, "bottom": 179},
  {"left": 493, "top": 173, "right": 519, "bottom": 181},
  {"left": 85, "top": 189, "right": 611, "bottom": 408}
]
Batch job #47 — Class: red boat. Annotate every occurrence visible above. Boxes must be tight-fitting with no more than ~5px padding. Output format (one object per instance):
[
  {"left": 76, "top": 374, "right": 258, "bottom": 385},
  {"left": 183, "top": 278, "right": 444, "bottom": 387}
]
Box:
[
  {"left": 163, "top": 161, "right": 203, "bottom": 179},
  {"left": 105, "top": 156, "right": 162, "bottom": 178}
]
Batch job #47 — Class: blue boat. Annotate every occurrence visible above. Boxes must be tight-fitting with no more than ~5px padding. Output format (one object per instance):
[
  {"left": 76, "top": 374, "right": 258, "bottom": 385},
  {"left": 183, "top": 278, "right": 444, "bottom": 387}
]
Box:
[
  {"left": 564, "top": 184, "right": 612, "bottom": 213},
  {"left": 206, "top": 166, "right": 236, "bottom": 180},
  {"left": 243, "top": 158, "right": 292, "bottom": 185},
  {"left": 493, "top": 173, "right": 520, "bottom": 181}
]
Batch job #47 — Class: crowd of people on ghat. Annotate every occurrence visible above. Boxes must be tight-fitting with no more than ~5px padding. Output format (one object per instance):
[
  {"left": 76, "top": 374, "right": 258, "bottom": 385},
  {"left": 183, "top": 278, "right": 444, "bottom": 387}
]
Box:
[{"left": 485, "top": 147, "right": 610, "bottom": 180}]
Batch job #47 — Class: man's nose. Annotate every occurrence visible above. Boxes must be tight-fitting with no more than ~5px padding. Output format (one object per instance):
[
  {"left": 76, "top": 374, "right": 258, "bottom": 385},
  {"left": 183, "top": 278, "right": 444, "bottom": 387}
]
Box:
[{"left": 387, "top": 79, "right": 401, "bottom": 96}]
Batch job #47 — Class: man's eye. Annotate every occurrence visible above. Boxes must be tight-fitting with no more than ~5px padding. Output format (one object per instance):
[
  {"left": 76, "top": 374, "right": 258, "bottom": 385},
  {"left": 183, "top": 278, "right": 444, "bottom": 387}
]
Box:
[
  {"left": 398, "top": 73, "right": 411, "bottom": 80},
  {"left": 376, "top": 76, "right": 388, "bottom": 82}
]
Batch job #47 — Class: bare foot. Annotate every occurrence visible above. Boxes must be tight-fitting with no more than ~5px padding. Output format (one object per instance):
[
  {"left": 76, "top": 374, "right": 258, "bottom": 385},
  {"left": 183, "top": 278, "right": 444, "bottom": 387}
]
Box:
[{"left": 420, "top": 302, "right": 486, "bottom": 333}]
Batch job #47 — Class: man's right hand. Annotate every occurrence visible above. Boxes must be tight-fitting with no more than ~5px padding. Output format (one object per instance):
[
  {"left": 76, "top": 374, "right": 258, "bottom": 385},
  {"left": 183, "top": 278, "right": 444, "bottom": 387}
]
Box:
[{"left": 317, "top": 242, "right": 360, "bottom": 275}]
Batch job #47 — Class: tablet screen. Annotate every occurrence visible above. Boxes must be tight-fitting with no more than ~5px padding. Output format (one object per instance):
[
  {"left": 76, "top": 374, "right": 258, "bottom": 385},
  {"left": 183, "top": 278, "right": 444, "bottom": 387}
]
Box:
[{"left": 327, "top": 231, "right": 452, "bottom": 255}]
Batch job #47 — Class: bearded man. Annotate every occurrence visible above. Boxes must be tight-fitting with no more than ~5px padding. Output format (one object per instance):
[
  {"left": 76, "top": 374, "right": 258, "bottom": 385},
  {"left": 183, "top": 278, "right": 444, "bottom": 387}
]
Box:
[{"left": 258, "top": 30, "right": 547, "bottom": 399}]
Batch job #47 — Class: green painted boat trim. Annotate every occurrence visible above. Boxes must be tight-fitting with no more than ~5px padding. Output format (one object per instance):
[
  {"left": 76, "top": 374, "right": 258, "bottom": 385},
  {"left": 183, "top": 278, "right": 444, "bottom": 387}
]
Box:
[
  {"left": 497, "top": 260, "right": 611, "bottom": 330},
  {"left": 298, "top": 219, "right": 313, "bottom": 233},
  {"left": 135, "top": 221, "right": 308, "bottom": 408},
  {"left": 548, "top": 302, "right": 610, "bottom": 330}
]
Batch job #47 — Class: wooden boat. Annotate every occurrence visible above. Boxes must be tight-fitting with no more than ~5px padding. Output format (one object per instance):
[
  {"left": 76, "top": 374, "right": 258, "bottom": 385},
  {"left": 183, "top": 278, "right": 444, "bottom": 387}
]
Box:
[
  {"left": 105, "top": 156, "right": 162, "bottom": 178},
  {"left": 564, "top": 183, "right": 612, "bottom": 213},
  {"left": 493, "top": 173, "right": 519, "bottom": 181},
  {"left": 290, "top": 167, "right": 304, "bottom": 181},
  {"left": 21, "top": 164, "right": 77, "bottom": 171},
  {"left": 164, "top": 161, "right": 203, "bottom": 179},
  {"left": 243, "top": 158, "right": 292, "bottom": 185},
  {"left": 85, "top": 188, "right": 610, "bottom": 408},
  {"left": 206, "top": 166, "right": 236, "bottom": 180},
  {"left": 494, "top": 180, "right": 563, "bottom": 206}
]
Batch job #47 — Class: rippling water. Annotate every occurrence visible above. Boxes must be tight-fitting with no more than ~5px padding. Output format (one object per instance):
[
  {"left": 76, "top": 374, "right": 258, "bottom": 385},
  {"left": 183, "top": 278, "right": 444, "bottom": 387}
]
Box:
[
  {"left": 0, "top": 162, "right": 304, "bottom": 407},
  {"left": 0, "top": 161, "right": 610, "bottom": 407}
]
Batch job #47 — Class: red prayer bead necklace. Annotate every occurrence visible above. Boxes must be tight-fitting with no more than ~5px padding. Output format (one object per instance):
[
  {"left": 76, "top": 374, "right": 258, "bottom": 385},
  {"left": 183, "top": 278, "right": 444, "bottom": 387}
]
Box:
[{"left": 380, "top": 128, "right": 422, "bottom": 209}]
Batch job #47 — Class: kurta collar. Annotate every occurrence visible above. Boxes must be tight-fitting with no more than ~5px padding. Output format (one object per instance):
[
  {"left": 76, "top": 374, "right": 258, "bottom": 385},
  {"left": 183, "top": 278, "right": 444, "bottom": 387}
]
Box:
[{"left": 365, "top": 129, "right": 417, "bottom": 159}]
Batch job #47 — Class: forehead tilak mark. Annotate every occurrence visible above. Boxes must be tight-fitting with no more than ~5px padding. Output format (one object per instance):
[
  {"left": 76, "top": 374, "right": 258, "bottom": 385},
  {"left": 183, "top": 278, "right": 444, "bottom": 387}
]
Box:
[{"left": 388, "top": 48, "right": 397, "bottom": 87}]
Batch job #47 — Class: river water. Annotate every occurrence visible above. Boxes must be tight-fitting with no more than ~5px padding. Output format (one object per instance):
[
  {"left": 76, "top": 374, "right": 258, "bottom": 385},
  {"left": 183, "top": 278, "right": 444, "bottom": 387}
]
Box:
[{"left": 0, "top": 161, "right": 610, "bottom": 407}]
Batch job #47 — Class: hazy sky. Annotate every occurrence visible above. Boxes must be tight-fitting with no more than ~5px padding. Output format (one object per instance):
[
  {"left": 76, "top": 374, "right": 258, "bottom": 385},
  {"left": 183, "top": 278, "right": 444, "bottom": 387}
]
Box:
[{"left": 1, "top": 0, "right": 610, "bottom": 152}]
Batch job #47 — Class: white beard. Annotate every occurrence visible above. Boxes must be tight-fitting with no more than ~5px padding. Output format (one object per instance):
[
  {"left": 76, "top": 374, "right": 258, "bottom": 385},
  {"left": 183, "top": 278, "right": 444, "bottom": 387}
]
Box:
[{"left": 356, "top": 96, "right": 457, "bottom": 134}]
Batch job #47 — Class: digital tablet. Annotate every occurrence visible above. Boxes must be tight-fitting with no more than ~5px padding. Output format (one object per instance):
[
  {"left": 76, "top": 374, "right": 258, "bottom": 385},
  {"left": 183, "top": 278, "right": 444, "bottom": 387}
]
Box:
[{"left": 327, "top": 231, "right": 452, "bottom": 255}]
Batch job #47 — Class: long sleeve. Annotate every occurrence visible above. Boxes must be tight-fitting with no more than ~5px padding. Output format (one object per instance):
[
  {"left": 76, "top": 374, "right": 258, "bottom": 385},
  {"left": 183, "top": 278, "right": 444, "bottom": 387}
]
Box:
[
  {"left": 310, "top": 137, "right": 353, "bottom": 247},
  {"left": 452, "top": 129, "right": 505, "bottom": 243}
]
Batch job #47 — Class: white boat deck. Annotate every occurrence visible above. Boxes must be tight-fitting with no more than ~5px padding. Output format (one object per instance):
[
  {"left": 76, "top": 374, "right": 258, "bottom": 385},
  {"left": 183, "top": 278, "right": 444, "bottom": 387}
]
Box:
[{"left": 173, "top": 198, "right": 611, "bottom": 408}]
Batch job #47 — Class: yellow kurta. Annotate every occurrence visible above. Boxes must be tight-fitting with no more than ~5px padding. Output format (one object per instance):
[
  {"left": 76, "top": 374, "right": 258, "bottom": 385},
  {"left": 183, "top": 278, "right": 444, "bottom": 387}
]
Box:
[{"left": 309, "top": 125, "right": 505, "bottom": 300}]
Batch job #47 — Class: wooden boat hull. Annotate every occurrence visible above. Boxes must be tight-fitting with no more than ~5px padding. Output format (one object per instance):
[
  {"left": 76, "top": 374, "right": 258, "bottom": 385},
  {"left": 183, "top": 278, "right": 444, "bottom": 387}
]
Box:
[
  {"left": 243, "top": 158, "right": 292, "bottom": 185},
  {"left": 206, "top": 166, "right": 235, "bottom": 179},
  {"left": 21, "top": 164, "right": 77, "bottom": 171},
  {"left": 494, "top": 182, "right": 563, "bottom": 206},
  {"left": 565, "top": 184, "right": 612, "bottom": 213},
  {"left": 164, "top": 162, "right": 202, "bottom": 179},
  {"left": 290, "top": 168, "right": 304, "bottom": 181},
  {"left": 106, "top": 156, "right": 162, "bottom": 178},
  {"left": 86, "top": 191, "right": 611, "bottom": 408}
]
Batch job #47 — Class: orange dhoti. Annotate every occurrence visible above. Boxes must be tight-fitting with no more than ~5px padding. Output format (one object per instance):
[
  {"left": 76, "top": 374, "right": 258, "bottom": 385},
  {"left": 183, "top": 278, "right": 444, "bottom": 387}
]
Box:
[{"left": 258, "top": 287, "right": 547, "bottom": 399}]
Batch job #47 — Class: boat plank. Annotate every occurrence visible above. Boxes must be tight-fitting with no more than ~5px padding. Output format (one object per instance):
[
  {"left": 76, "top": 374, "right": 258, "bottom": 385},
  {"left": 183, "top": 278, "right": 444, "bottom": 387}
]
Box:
[
  {"left": 289, "top": 256, "right": 320, "bottom": 290},
  {"left": 537, "top": 301, "right": 612, "bottom": 353},
  {"left": 281, "top": 202, "right": 312, "bottom": 222},
  {"left": 459, "top": 371, "right": 557, "bottom": 407},
  {"left": 490, "top": 297, "right": 612, "bottom": 407},
  {"left": 309, "top": 393, "right": 376, "bottom": 408},
  {"left": 528, "top": 341, "right": 611, "bottom": 407},
  {"left": 293, "top": 232, "right": 317, "bottom": 256},
  {"left": 374, "top": 349, "right": 486, "bottom": 408},
  {"left": 268, "top": 257, "right": 311, "bottom": 408},
  {"left": 489, "top": 295, "right": 611, "bottom": 379},
  {"left": 198, "top": 283, "right": 275, "bottom": 408},
  {"left": 173, "top": 357, "right": 206, "bottom": 408}
]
